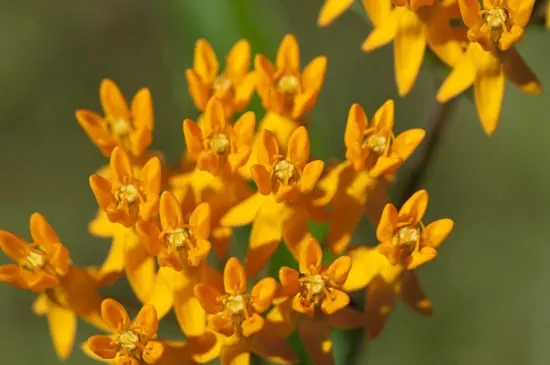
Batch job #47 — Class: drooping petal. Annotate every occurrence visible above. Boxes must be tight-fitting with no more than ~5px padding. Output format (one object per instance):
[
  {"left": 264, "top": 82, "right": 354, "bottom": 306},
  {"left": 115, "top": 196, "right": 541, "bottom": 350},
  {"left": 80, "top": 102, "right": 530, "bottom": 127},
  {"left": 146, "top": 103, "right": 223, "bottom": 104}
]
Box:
[
  {"left": 343, "top": 247, "right": 388, "bottom": 291},
  {"left": 174, "top": 283, "right": 206, "bottom": 337},
  {"left": 436, "top": 49, "right": 476, "bottom": 102},
  {"left": 364, "top": 275, "right": 398, "bottom": 339},
  {"left": 503, "top": 47, "right": 543, "bottom": 95},
  {"left": 47, "top": 304, "right": 78, "bottom": 360},
  {"left": 400, "top": 270, "right": 432, "bottom": 315},
  {"left": 473, "top": 50, "right": 505, "bottom": 136},
  {"left": 221, "top": 193, "right": 266, "bottom": 227}
]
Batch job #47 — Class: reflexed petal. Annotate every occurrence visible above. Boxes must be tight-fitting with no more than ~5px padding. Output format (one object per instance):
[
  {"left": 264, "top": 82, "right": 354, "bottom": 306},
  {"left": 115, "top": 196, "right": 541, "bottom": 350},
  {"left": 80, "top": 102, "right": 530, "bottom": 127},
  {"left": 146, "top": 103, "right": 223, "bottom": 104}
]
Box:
[
  {"left": 362, "top": 11, "right": 397, "bottom": 51},
  {"left": 436, "top": 46, "right": 476, "bottom": 102},
  {"left": 298, "top": 319, "right": 333, "bottom": 365},
  {"left": 174, "top": 284, "right": 206, "bottom": 337},
  {"left": 364, "top": 275, "right": 398, "bottom": 339},
  {"left": 400, "top": 270, "right": 432, "bottom": 315},
  {"left": 221, "top": 193, "right": 265, "bottom": 227},
  {"left": 503, "top": 47, "right": 542, "bottom": 95},
  {"left": 362, "top": 0, "right": 393, "bottom": 26},
  {"left": 101, "top": 298, "right": 131, "bottom": 331},
  {"left": 224, "top": 257, "right": 247, "bottom": 295},
  {"left": 48, "top": 305, "right": 78, "bottom": 360}
]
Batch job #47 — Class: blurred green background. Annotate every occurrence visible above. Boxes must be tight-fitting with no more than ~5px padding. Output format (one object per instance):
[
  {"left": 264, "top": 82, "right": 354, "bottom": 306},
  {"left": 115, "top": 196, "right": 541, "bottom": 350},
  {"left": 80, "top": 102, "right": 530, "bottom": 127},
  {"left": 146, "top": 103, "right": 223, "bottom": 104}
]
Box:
[{"left": 1, "top": 0, "right": 549, "bottom": 364}]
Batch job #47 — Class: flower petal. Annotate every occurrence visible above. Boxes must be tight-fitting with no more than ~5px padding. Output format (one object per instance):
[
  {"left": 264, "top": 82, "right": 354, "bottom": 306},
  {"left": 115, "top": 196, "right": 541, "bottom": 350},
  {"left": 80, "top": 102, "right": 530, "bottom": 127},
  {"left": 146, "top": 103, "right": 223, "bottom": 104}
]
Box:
[
  {"left": 48, "top": 305, "right": 78, "bottom": 360},
  {"left": 87, "top": 335, "right": 118, "bottom": 360},
  {"left": 100, "top": 78, "right": 129, "bottom": 120},
  {"left": 143, "top": 341, "right": 164, "bottom": 364},
  {"left": 279, "top": 267, "right": 300, "bottom": 297},
  {"left": 298, "top": 238, "right": 323, "bottom": 274},
  {"left": 101, "top": 298, "right": 131, "bottom": 332},
  {"left": 159, "top": 191, "right": 183, "bottom": 231},
  {"left": 324, "top": 255, "right": 352, "bottom": 287},
  {"left": 321, "top": 289, "right": 349, "bottom": 315},
  {"left": 399, "top": 189, "right": 429, "bottom": 223},
  {"left": 189, "top": 202, "right": 211, "bottom": 240},
  {"left": 422, "top": 218, "right": 454, "bottom": 249},
  {"left": 251, "top": 277, "right": 277, "bottom": 313},
  {"left": 224, "top": 257, "right": 247, "bottom": 295},
  {"left": 194, "top": 39, "right": 219, "bottom": 83},
  {"left": 318, "top": 0, "right": 354, "bottom": 26},
  {"left": 133, "top": 304, "right": 158, "bottom": 337},
  {"left": 287, "top": 126, "right": 310, "bottom": 168},
  {"left": 276, "top": 34, "right": 300, "bottom": 73},
  {"left": 376, "top": 203, "right": 398, "bottom": 242}
]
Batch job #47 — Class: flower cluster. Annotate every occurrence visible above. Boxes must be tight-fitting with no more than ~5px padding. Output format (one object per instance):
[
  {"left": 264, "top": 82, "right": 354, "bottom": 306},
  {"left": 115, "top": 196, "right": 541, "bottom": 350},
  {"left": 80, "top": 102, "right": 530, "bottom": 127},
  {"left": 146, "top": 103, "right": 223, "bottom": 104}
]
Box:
[
  {"left": 319, "top": 0, "right": 543, "bottom": 135},
  {"left": 2, "top": 0, "right": 544, "bottom": 363}
]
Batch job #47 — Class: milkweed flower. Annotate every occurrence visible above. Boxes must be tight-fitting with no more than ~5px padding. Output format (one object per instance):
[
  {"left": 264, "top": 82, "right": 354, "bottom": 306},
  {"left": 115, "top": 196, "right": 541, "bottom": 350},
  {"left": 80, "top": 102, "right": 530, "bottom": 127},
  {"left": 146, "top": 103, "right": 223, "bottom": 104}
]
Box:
[
  {"left": 273, "top": 238, "right": 364, "bottom": 365},
  {"left": 437, "top": 0, "right": 542, "bottom": 135},
  {"left": 183, "top": 97, "right": 255, "bottom": 177},
  {"left": 76, "top": 78, "right": 153, "bottom": 158},
  {"left": 186, "top": 39, "right": 256, "bottom": 118},
  {"left": 89, "top": 146, "right": 162, "bottom": 227},
  {"left": 313, "top": 101, "right": 425, "bottom": 254},
  {"left": 377, "top": 189, "right": 454, "bottom": 269},
  {"left": 87, "top": 299, "right": 164, "bottom": 365},
  {"left": 222, "top": 127, "right": 325, "bottom": 276},
  {"left": 362, "top": 0, "right": 465, "bottom": 96},
  {"left": 0, "top": 213, "right": 69, "bottom": 291},
  {"left": 194, "top": 257, "right": 296, "bottom": 364}
]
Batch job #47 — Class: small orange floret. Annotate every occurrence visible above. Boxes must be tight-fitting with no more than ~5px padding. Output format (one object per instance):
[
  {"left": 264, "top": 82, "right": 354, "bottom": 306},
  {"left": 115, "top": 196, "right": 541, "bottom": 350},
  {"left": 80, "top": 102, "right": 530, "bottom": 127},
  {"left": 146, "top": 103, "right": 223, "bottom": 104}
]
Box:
[
  {"left": 0, "top": 213, "right": 70, "bottom": 292},
  {"left": 194, "top": 257, "right": 277, "bottom": 338},
  {"left": 89, "top": 146, "right": 161, "bottom": 227}
]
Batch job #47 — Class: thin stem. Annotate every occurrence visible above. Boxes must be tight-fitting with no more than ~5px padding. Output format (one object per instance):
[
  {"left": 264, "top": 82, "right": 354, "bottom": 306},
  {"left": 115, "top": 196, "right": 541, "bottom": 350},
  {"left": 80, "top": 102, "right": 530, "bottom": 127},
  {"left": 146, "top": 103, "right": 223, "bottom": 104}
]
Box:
[{"left": 397, "top": 98, "right": 456, "bottom": 206}]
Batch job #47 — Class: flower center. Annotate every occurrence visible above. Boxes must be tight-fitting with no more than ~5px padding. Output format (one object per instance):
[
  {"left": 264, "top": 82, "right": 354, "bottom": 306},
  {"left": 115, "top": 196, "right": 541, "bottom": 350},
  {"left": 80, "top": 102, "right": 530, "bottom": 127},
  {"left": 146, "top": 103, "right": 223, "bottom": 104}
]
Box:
[
  {"left": 117, "top": 330, "right": 140, "bottom": 352},
  {"left": 24, "top": 251, "right": 45, "bottom": 270},
  {"left": 166, "top": 228, "right": 191, "bottom": 250},
  {"left": 208, "top": 133, "right": 230, "bottom": 154},
  {"left": 274, "top": 160, "right": 298, "bottom": 184},
  {"left": 213, "top": 75, "right": 232, "bottom": 94},
  {"left": 117, "top": 184, "right": 139, "bottom": 204},
  {"left": 363, "top": 134, "right": 387, "bottom": 154},
  {"left": 392, "top": 226, "right": 419, "bottom": 248},
  {"left": 307, "top": 274, "right": 325, "bottom": 295},
  {"left": 225, "top": 295, "right": 246, "bottom": 315},
  {"left": 111, "top": 118, "right": 132, "bottom": 137},
  {"left": 481, "top": 7, "right": 509, "bottom": 42},
  {"left": 277, "top": 75, "right": 299, "bottom": 94}
]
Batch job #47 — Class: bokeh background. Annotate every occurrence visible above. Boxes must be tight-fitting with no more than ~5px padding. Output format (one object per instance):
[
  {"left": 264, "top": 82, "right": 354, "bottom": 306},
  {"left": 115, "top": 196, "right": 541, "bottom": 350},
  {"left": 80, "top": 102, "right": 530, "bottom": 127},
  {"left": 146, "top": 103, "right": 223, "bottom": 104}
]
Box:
[{"left": 1, "top": 0, "right": 549, "bottom": 364}]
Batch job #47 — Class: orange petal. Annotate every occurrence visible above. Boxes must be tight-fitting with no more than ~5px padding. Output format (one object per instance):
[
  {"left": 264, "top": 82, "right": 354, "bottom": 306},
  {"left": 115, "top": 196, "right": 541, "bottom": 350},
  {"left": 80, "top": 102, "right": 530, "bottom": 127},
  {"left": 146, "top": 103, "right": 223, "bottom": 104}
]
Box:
[
  {"left": 344, "top": 103, "right": 367, "bottom": 148},
  {"left": 194, "top": 283, "right": 224, "bottom": 314},
  {"left": 276, "top": 34, "right": 300, "bottom": 73},
  {"left": 458, "top": 0, "right": 481, "bottom": 29},
  {"left": 257, "top": 129, "right": 279, "bottom": 167},
  {"left": 251, "top": 165, "right": 272, "bottom": 195},
  {"left": 422, "top": 218, "right": 454, "bottom": 249},
  {"left": 0, "top": 231, "right": 27, "bottom": 262},
  {"left": 0, "top": 264, "right": 26, "bottom": 289},
  {"left": 110, "top": 146, "right": 133, "bottom": 185},
  {"left": 203, "top": 98, "right": 226, "bottom": 137},
  {"left": 298, "top": 238, "right": 323, "bottom": 274},
  {"left": 133, "top": 304, "right": 158, "bottom": 337},
  {"left": 251, "top": 277, "right": 277, "bottom": 313},
  {"left": 320, "top": 289, "right": 349, "bottom": 315},
  {"left": 27, "top": 271, "right": 59, "bottom": 292},
  {"left": 159, "top": 191, "right": 183, "bottom": 231},
  {"left": 224, "top": 257, "right": 247, "bottom": 295},
  {"left": 89, "top": 175, "right": 114, "bottom": 211},
  {"left": 324, "top": 255, "right": 352, "bottom": 287},
  {"left": 49, "top": 242, "right": 70, "bottom": 276},
  {"left": 300, "top": 160, "right": 324, "bottom": 194},
  {"left": 185, "top": 69, "right": 210, "bottom": 111},
  {"left": 226, "top": 39, "right": 251, "bottom": 80},
  {"left": 317, "top": 0, "right": 354, "bottom": 26},
  {"left": 131, "top": 87, "right": 154, "bottom": 130},
  {"left": 436, "top": 49, "right": 476, "bottom": 102},
  {"left": 136, "top": 220, "right": 163, "bottom": 256},
  {"left": 392, "top": 128, "right": 425, "bottom": 161},
  {"left": 100, "top": 78, "right": 129, "bottom": 120},
  {"left": 208, "top": 313, "right": 234, "bottom": 337},
  {"left": 279, "top": 267, "right": 300, "bottom": 297},
  {"left": 194, "top": 39, "right": 219, "bottom": 83},
  {"left": 376, "top": 203, "right": 398, "bottom": 242},
  {"left": 29, "top": 213, "right": 60, "bottom": 245},
  {"left": 361, "top": 10, "right": 397, "bottom": 51},
  {"left": 87, "top": 335, "right": 118, "bottom": 359},
  {"left": 287, "top": 126, "right": 309, "bottom": 169},
  {"left": 143, "top": 341, "right": 164, "bottom": 364},
  {"left": 189, "top": 202, "right": 211, "bottom": 240},
  {"left": 406, "top": 246, "right": 437, "bottom": 269},
  {"left": 183, "top": 119, "right": 204, "bottom": 158},
  {"left": 371, "top": 98, "right": 395, "bottom": 133},
  {"left": 242, "top": 312, "right": 265, "bottom": 337},
  {"left": 301, "top": 55, "right": 327, "bottom": 93},
  {"left": 399, "top": 189, "right": 428, "bottom": 223},
  {"left": 141, "top": 156, "right": 162, "bottom": 196},
  {"left": 221, "top": 192, "right": 265, "bottom": 227},
  {"left": 101, "top": 298, "right": 131, "bottom": 332}
]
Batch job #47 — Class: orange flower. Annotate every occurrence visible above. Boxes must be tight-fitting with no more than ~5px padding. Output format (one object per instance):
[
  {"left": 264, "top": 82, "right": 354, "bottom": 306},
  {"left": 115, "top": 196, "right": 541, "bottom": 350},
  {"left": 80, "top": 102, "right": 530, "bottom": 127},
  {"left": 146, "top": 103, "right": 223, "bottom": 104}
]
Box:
[
  {"left": 255, "top": 34, "right": 327, "bottom": 119},
  {"left": 460, "top": 0, "right": 533, "bottom": 52},
  {"left": 89, "top": 147, "right": 162, "bottom": 227},
  {"left": 377, "top": 190, "right": 454, "bottom": 269},
  {"left": 0, "top": 213, "right": 69, "bottom": 292},
  {"left": 87, "top": 298, "right": 163, "bottom": 365},
  {"left": 76, "top": 78, "right": 153, "bottom": 158},
  {"left": 344, "top": 100, "right": 425, "bottom": 177},
  {"left": 252, "top": 126, "right": 324, "bottom": 203},
  {"left": 186, "top": 39, "right": 256, "bottom": 118},
  {"left": 194, "top": 257, "right": 277, "bottom": 338},
  {"left": 183, "top": 97, "right": 255, "bottom": 176},
  {"left": 136, "top": 191, "right": 211, "bottom": 272},
  {"left": 279, "top": 238, "right": 352, "bottom": 316}
]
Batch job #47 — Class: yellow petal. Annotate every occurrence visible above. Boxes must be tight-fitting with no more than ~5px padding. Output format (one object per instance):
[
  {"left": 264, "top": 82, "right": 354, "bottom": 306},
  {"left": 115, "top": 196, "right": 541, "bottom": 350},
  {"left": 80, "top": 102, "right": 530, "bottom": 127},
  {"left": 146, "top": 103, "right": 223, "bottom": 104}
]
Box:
[
  {"left": 343, "top": 246, "right": 388, "bottom": 291},
  {"left": 189, "top": 202, "right": 211, "bottom": 240},
  {"left": 143, "top": 341, "right": 164, "bottom": 364},
  {"left": 473, "top": 49, "right": 505, "bottom": 136},
  {"left": 399, "top": 189, "right": 429, "bottom": 223},
  {"left": 422, "top": 218, "right": 454, "bottom": 248},
  {"left": 324, "top": 256, "right": 352, "bottom": 287},
  {"left": 436, "top": 48, "right": 476, "bottom": 102},
  {"left": 320, "top": 289, "right": 349, "bottom": 315},
  {"left": 392, "top": 128, "right": 425, "bottom": 161},
  {"left": 221, "top": 193, "right": 266, "bottom": 227},
  {"left": 276, "top": 34, "right": 300, "bottom": 73},
  {"left": 224, "top": 257, "right": 247, "bottom": 295},
  {"left": 251, "top": 277, "right": 277, "bottom": 313},
  {"left": 376, "top": 203, "right": 398, "bottom": 242},
  {"left": 393, "top": 8, "right": 426, "bottom": 96},
  {"left": 317, "top": 0, "right": 354, "bottom": 26},
  {"left": 300, "top": 160, "right": 324, "bottom": 194},
  {"left": 160, "top": 191, "right": 184, "bottom": 231},
  {"left": 144, "top": 266, "right": 176, "bottom": 319},
  {"left": 174, "top": 283, "right": 206, "bottom": 337},
  {"left": 362, "top": 10, "right": 397, "bottom": 51},
  {"left": 362, "top": 0, "right": 393, "bottom": 27},
  {"left": 183, "top": 118, "right": 204, "bottom": 158},
  {"left": 48, "top": 304, "right": 77, "bottom": 360}
]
